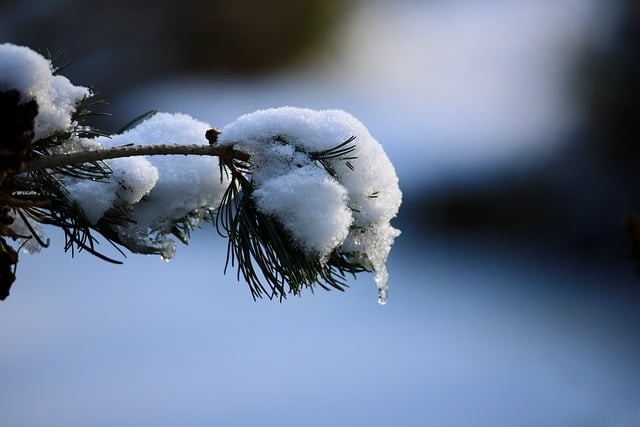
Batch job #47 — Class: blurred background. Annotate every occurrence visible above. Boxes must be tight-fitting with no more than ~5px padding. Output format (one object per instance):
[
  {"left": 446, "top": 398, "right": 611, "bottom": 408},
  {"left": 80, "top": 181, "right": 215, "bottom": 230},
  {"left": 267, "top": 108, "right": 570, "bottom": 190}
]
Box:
[{"left": 2, "top": 0, "right": 640, "bottom": 425}]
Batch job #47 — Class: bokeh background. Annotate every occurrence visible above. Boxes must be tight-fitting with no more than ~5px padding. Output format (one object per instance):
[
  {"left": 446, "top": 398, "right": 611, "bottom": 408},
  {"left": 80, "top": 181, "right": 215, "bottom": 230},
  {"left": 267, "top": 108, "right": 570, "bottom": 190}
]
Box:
[{"left": 2, "top": 0, "right": 640, "bottom": 425}]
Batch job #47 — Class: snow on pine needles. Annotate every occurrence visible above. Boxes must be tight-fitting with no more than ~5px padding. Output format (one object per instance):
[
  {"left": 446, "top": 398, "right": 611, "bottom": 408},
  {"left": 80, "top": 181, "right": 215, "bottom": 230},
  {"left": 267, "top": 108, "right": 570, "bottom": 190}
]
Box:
[
  {"left": 218, "top": 107, "right": 402, "bottom": 303},
  {"left": 0, "top": 43, "right": 90, "bottom": 140},
  {"left": 65, "top": 113, "right": 230, "bottom": 260},
  {"left": 0, "top": 43, "right": 401, "bottom": 303}
]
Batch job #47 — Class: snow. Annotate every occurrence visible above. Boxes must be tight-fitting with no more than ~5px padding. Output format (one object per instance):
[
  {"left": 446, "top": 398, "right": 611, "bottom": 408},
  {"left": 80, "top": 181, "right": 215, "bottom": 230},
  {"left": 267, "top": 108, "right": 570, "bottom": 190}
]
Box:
[
  {"left": 0, "top": 44, "right": 230, "bottom": 262},
  {"left": 252, "top": 165, "right": 352, "bottom": 255},
  {"left": 71, "top": 113, "right": 229, "bottom": 260},
  {"left": 61, "top": 137, "right": 159, "bottom": 224},
  {"left": 219, "top": 107, "right": 402, "bottom": 301},
  {"left": 0, "top": 43, "right": 90, "bottom": 140},
  {"left": 7, "top": 212, "right": 46, "bottom": 254},
  {"left": 54, "top": 111, "right": 229, "bottom": 260},
  {"left": 0, "top": 43, "right": 402, "bottom": 297},
  {"left": 68, "top": 156, "right": 159, "bottom": 225}
]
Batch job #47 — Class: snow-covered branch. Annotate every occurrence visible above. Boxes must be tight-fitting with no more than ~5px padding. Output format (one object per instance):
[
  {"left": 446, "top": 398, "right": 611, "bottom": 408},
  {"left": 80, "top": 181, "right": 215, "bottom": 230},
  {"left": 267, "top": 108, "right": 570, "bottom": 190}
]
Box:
[{"left": 0, "top": 43, "right": 402, "bottom": 304}]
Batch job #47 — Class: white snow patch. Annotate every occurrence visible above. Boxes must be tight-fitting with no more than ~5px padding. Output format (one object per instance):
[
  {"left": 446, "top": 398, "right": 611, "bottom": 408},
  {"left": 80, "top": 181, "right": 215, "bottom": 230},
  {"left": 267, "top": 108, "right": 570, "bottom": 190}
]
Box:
[
  {"left": 252, "top": 165, "right": 352, "bottom": 255},
  {"left": 219, "top": 107, "right": 401, "bottom": 301},
  {"left": 0, "top": 43, "right": 90, "bottom": 140},
  {"left": 63, "top": 113, "right": 228, "bottom": 260},
  {"left": 69, "top": 156, "right": 160, "bottom": 224},
  {"left": 8, "top": 211, "right": 46, "bottom": 254},
  {"left": 67, "top": 178, "right": 118, "bottom": 225},
  {"left": 99, "top": 113, "right": 228, "bottom": 229},
  {"left": 94, "top": 113, "right": 228, "bottom": 259},
  {"left": 63, "top": 138, "right": 158, "bottom": 225}
]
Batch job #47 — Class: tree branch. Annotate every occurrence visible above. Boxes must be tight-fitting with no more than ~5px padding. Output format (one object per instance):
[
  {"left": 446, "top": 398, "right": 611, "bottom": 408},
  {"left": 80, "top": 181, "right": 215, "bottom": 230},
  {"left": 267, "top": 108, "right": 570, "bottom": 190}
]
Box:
[{"left": 19, "top": 143, "right": 250, "bottom": 173}]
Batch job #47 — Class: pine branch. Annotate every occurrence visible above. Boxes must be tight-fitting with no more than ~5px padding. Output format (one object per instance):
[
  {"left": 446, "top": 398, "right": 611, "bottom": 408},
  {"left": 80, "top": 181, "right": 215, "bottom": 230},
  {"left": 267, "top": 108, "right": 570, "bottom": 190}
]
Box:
[
  {"left": 19, "top": 143, "right": 250, "bottom": 173},
  {"left": 0, "top": 43, "right": 402, "bottom": 304},
  {"left": 214, "top": 139, "right": 369, "bottom": 301}
]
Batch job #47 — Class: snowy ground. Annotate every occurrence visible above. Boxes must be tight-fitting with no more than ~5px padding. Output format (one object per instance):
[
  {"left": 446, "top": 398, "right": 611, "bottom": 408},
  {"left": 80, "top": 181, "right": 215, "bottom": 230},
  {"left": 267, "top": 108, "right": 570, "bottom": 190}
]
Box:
[{"left": 2, "top": 1, "right": 639, "bottom": 426}]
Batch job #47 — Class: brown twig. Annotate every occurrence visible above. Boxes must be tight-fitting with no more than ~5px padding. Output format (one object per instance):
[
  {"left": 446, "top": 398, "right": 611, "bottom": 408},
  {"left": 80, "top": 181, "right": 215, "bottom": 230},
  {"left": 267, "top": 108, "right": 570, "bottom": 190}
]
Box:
[{"left": 19, "top": 143, "right": 250, "bottom": 174}]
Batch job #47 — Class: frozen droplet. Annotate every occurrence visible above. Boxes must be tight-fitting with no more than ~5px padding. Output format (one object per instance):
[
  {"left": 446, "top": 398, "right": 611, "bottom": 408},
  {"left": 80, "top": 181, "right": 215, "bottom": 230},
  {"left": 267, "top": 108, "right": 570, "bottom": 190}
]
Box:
[
  {"left": 377, "top": 286, "right": 388, "bottom": 305},
  {"left": 9, "top": 215, "right": 46, "bottom": 254},
  {"left": 20, "top": 237, "right": 46, "bottom": 254},
  {"left": 375, "top": 267, "right": 389, "bottom": 305},
  {"left": 160, "top": 241, "right": 177, "bottom": 262}
]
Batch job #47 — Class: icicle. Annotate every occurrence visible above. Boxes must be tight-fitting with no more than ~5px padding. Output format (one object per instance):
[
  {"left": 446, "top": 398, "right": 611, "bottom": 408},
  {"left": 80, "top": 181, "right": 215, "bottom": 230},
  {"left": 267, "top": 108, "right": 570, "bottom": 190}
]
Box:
[
  {"left": 375, "top": 267, "right": 389, "bottom": 305},
  {"left": 377, "top": 287, "right": 388, "bottom": 305}
]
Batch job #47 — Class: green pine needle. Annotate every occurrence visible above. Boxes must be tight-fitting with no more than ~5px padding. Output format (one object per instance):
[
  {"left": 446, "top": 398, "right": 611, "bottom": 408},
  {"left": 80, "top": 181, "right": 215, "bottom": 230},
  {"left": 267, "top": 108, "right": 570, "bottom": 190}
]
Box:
[{"left": 215, "top": 137, "right": 368, "bottom": 300}]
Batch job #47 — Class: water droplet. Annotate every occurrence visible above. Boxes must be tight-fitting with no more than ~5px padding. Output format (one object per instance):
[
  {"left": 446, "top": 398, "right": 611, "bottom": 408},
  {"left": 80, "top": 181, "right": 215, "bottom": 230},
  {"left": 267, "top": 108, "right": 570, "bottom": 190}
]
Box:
[
  {"left": 160, "top": 241, "right": 177, "bottom": 262},
  {"left": 377, "top": 287, "right": 388, "bottom": 305}
]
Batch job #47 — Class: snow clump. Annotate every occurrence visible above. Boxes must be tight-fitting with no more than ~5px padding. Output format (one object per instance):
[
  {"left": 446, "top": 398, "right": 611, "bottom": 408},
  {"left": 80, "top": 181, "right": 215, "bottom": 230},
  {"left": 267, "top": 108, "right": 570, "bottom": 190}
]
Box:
[
  {"left": 0, "top": 43, "right": 90, "bottom": 140},
  {"left": 66, "top": 113, "right": 230, "bottom": 260},
  {"left": 218, "top": 107, "right": 402, "bottom": 303},
  {"left": 0, "top": 42, "right": 228, "bottom": 260}
]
